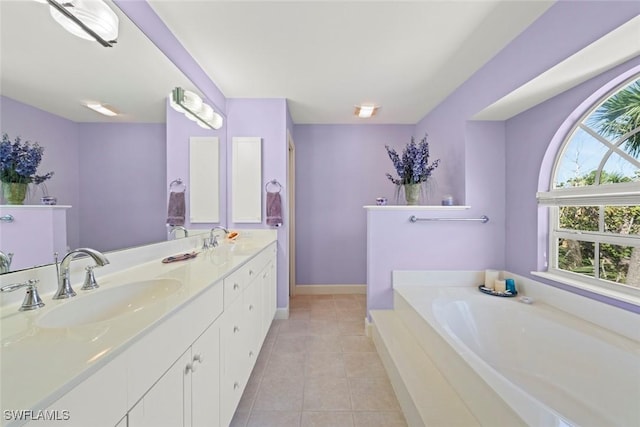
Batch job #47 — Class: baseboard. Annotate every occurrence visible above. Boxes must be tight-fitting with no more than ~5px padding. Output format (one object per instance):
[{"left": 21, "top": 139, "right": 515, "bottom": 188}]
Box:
[
  {"left": 294, "top": 284, "right": 366, "bottom": 295},
  {"left": 275, "top": 307, "right": 289, "bottom": 320}
]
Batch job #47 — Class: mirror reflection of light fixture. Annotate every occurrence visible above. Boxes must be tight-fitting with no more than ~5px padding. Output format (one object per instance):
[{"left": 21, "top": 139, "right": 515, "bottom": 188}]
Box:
[
  {"left": 84, "top": 102, "right": 119, "bottom": 117},
  {"left": 45, "top": 0, "right": 119, "bottom": 47},
  {"left": 354, "top": 103, "right": 379, "bottom": 118},
  {"left": 170, "top": 87, "right": 224, "bottom": 130}
]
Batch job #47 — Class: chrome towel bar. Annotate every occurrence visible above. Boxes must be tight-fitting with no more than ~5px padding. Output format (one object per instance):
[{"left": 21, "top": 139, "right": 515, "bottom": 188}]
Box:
[
  {"left": 409, "top": 215, "right": 489, "bottom": 224},
  {"left": 0, "top": 214, "right": 15, "bottom": 223}
]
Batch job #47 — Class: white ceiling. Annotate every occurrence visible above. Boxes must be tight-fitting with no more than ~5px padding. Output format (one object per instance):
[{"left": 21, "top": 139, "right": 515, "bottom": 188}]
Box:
[
  {"left": 148, "top": 0, "right": 554, "bottom": 124},
  {"left": 0, "top": 0, "right": 197, "bottom": 123},
  {"left": 4, "top": 1, "right": 635, "bottom": 127}
]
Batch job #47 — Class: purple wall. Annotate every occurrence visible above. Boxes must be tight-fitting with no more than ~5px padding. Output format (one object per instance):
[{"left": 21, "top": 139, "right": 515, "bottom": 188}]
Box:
[
  {"left": 1, "top": 96, "right": 81, "bottom": 249},
  {"left": 78, "top": 122, "right": 167, "bottom": 252},
  {"left": 226, "top": 98, "right": 289, "bottom": 308},
  {"left": 293, "top": 125, "right": 415, "bottom": 285},
  {"left": 364, "top": 1, "right": 640, "bottom": 313},
  {"left": 366, "top": 121, "right": 506, "bottom": 311}
]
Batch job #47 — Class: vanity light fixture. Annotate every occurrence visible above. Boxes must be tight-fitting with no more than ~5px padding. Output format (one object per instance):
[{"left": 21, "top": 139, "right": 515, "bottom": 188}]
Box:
[
  {"left": 84, "top": 102, "right": 118, "bottom": 117},
  {"left": 44, "top": 0, "right": 119, "bottom": 48},
  {"left": 354, "top": 104, "right": 379, "bottom": 118},
  {"left": 170, "top": 87, "right": 224, "bottom": 130}
]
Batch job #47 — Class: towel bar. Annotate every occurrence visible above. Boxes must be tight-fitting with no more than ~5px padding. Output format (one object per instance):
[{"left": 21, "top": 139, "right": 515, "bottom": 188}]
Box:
[{"left": 409, "top": 215, "right": 489, "bottom": 223}]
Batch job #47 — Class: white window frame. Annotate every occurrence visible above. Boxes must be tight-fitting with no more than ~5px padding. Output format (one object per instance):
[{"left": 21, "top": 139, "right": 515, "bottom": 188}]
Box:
[{"left": 536, "top": 75, "right": 640, "bottom": 303}]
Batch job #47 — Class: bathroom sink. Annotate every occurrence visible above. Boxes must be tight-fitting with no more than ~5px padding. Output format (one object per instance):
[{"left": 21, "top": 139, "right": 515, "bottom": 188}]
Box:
[{"left": 37, "top": 278, "right": 183, "bottom": 328}]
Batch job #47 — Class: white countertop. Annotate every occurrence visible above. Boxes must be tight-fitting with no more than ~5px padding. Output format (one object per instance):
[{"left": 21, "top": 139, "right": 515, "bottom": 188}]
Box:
[{"left": 0, "top": 233, "right": 276, "bottom": 416}]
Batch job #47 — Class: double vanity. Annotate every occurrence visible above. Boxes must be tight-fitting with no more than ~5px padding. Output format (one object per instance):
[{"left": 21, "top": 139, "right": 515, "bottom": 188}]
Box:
[{"left": 0, "top": 230, "right": 278, "bottom": 427}]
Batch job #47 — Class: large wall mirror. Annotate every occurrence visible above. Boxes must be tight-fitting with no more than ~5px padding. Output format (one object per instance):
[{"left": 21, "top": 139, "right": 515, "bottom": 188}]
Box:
[{"left": 0, "top": 0, "right": 225, "bottom": 273}]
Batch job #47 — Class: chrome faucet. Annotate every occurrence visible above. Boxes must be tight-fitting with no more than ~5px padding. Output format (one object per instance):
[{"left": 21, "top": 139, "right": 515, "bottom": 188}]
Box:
[
  {"left": 169, "top": 226, "right": 189, "bottom": 239},
  {"left": 0, "top": 251, "right": 13, "bottom": 274},
  {"left": 209, "top": 226, "right": 229, "bottom": 248},
  {"left": 53, "top": 248, "right": 110, "bottom": 300}
]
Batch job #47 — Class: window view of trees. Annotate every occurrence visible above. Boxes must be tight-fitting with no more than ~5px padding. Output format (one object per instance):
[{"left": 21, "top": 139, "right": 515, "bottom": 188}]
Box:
[{"left": 552, "top": 77, "right": 640, "bottom": 288}]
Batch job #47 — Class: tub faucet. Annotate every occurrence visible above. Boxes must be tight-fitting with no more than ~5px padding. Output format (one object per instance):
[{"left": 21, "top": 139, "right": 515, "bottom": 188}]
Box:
[
  {"left": 53, "top": 248, "right": 110, "bottom": 300},
  {"left": 0, "top": 251, "right": 13, "bottom": 274},
  {"left": 169, "top": 226, "right": 189, "bottom": 239},
  {"left": 209, "top": 226, "right": 229, "bottom": 248}
]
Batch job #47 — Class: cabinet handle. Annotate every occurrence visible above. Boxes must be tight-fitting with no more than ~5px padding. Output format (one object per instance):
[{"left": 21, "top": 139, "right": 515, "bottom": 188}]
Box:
[
  {"left": 233, "top": 283, "right": 239, "bottom": 290},
  {"left": 193, "top": 353, "right": 203, "bottom": 364},
  {"left": 248, "top": 304, "right": 254, "bottom": 311},
  {"left": 249, "top": 269, "right": 254, "bottom": 275},
  {"left": 185, "top": 362, "right": 196, "bottom": 373},
  {"left": 249, "top": 351, "right": 254, "bottom": 358},
  {"left": 233, "top": 326, "right": 240, "bottom": 333},
  {"left": 263, "top": 273, "right": 267, "bottom": 279},
  {"left": 233, "top": 382, "right": 240, "bottom": 390}
]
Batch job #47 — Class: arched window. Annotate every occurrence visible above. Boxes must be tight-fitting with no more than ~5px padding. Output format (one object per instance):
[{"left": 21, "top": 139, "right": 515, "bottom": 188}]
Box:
[{"left": 538, "top": 75, "right": 640, "bottom": 298}]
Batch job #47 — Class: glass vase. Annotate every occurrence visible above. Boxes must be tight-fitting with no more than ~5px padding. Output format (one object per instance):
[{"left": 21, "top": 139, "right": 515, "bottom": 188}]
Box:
[
  {"left": 2, "top": 182, "right": 28, "bottom": 205},
  {"left": 404, "top": 183, "right": 421, "bottom": 205}
]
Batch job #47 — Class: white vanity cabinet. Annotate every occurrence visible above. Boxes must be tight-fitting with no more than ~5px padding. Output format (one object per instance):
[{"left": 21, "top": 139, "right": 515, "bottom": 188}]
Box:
[
  {"left": 128, "top": 322, "right": 220, "bottom": 427},
  {"left": 220, "top": 243, "right": 277, "bottom": 427},
  {"left": 16, "top": 241, "right": 276, "bottom": 427}
]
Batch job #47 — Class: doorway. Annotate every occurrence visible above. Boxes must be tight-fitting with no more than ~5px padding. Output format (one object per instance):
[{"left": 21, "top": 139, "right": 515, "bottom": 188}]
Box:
[{"left": 287, "top": 131, "right": 296, "bottom": 297}]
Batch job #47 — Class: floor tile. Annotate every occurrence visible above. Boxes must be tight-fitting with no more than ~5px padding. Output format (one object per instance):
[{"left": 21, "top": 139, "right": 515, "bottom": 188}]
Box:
[
  {"left": 301, "top": 411, "right": 354, "bottom": 427},
  {"left": 253, "top": 377, "right": 304, "bottom": 411},
  {"left": 308, "top": 319, "right": 340, "bottom": 336},
  {"left": 343, "top": 352, "right": 387, "bottom": 377},
  {"left": 278, "top": 319, "right": 310, "bottom": 335},
  {"left": 247, "top": 411, "right": 302, "bottom": 427},
  {"left": 305, "top": 335, "right": 343, "bottom": 353},
  {"left": 303, "top": 377, "right": 351, "bottom": 411},
  {"left": 352, "top": 411, "right": 407, "bottom": 427},
  {"left": 304, "top": 352, "right": 346, "bottom": 377},
  {"left": 340, "top": 336, "right": 376, "bottom": 352},
  {"left": 309, "top": 309, "right": 338, "bottom": 321},
  {"left": 273, "top": 334, "right": 307, "bottom": 353},
  {"left": 264, "top": 352, "right": 305, "bottom": 378},
  {"left": 336, "top": 309, "right": 365, "bottom": 321},
  {"left": 233, "top": 293, "right": 406, "bottom": 426},
  {"left": 349, "top": 378, "right": 401, "bottom": 411},
  {"left": 338, "top": 320, "right": 365, "bottom": 336}
]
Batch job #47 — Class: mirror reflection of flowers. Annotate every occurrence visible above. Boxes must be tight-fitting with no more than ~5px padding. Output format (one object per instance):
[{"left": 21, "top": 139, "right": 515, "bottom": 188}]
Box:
[
  {"left": 385, "top": 134, "right": 440, "bottom": 185},
  {"left": 0, "top": 133, "right": 54, "bottom": 184}
]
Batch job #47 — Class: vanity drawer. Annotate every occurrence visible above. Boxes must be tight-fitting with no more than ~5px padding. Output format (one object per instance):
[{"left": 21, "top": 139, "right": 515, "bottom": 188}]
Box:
[{"left": 223, "top": 269, "right": 246, "bottom": 308}]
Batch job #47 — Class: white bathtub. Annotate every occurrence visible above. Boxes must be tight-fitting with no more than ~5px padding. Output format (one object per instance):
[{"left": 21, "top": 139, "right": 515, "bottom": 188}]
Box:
[{"left": 393, "top": 285, "right": 640, "bottom": 427}]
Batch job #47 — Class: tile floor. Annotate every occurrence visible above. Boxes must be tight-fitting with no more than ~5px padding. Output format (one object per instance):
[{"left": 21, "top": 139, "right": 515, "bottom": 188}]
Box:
[{"left": 230, "top": 294, "right": 408, "bottom": 427}]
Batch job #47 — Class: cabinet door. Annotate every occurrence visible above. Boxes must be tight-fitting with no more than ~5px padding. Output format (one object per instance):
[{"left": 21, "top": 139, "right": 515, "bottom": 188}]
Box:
[
  {"left": 261, "top": 260, "right": 274, "bottom": 337},
  {"left": 244, "top": 277, "right": 263, "bottom": 359},
  {"left": 191, "top": 323, "right": 220, "bottom": 427},
  {"left": 220, "top": 297, "right": 246, "bottom": 427},
  {"left": 128, "top": 351, "right": 191, "bottom": 427}
]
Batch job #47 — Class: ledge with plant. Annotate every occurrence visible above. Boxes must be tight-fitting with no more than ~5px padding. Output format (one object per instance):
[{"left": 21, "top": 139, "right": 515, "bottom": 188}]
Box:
[
  {"left": 385, "top": 134, "right": 440, "bottom": 205},
  {"left": 0, "top": 133, "right": 54, "bottom": 205}
]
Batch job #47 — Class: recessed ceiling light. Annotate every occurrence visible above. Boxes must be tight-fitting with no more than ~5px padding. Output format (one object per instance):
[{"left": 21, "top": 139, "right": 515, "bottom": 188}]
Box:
[
  {"left": 84, "top": 102, "right": 119, "bottom": 117},
  {"left": 354, "top": 104, "right": 379, "bottom": 118}
]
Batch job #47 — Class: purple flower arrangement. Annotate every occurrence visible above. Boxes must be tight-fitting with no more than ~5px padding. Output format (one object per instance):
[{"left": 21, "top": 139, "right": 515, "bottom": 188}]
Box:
[
  {"left": 0, "top": 133, "right": 54, "bottom": 185},
  {"left": 385, "top": 134, "right": 440, "bottom": 185}
]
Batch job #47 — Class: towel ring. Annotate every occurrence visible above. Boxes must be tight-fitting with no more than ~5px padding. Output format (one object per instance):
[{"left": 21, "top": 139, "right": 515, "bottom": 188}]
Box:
[
  {"left": 265, "top": 179, "right": 283, "bottom": 193},
  {"left": 169, "top": 178, "right": 186, "bottom": 192}
]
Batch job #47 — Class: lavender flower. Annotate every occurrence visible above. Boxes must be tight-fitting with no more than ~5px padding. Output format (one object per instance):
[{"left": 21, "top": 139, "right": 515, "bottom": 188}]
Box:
[
  {"left": 385, "top": 134, "right": 440, "bottom": 185},
  {"left": 0, "top": 133, "right": 54, "bottom": 185}
]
